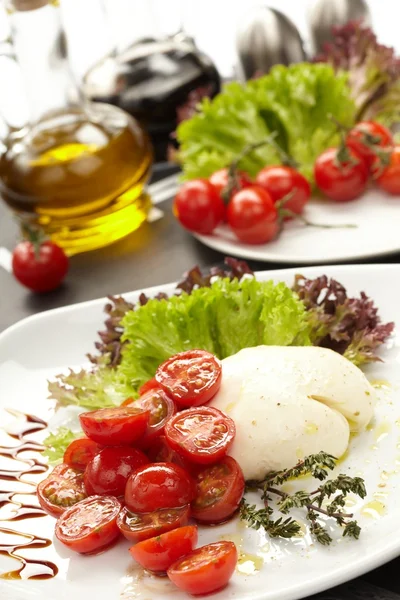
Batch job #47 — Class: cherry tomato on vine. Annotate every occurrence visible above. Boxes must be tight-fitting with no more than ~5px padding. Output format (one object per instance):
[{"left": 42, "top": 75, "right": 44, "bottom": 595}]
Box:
[
  {"left": 173, "top": 179, "right": 225, "bottom": 234},
  {"left": 37, "top": 463, "right": 87, "bottom": 517},
  {"left": 209, "top": 168, "right": 252, "bottom": 199},
  {"left": 155, "top": 350, "right": 222, "bottom": 408},
  {"left": 346, "top": 121, "right": 392, "bottom": 170},
  {"left": 191, "top": 456, "right": 244, "bottom": 524},
  {"left": 255, "top": 166, "right": 311, "bottom": 217},
  {"left": 84, "top": 446, "right": 148, "bottom": 497},
  {"left": 227, "top": 186, "right": 279, "bottom": 244},
  {"left": 167, "top": 541, "right": 238, "bottom": 595},
  {"left": 314, "top": 147, "right": 368, "bottom": 202},
  {"left": 377, "top": 146, "right": 400, "bottom": 195},
  {"left": 165, "top": 406, "right": 235, "bottom": 465},
  {"left": 125, "top": 462, "right": 195, "bottom": 513},
  {"left": 129, "top": 525, "right": 198, "bottom": 573},
  {"left": 117, "top": 505, "right": 191, "bottom": 544},
  {"left": 80, "top": 406, "right": 149, "bottom": 446},
  {"left": 55, "top": 495, "right": 121, "bottom": 555},
  {"left": 12, "top": 240, "right": 69, "bottom": 293}
]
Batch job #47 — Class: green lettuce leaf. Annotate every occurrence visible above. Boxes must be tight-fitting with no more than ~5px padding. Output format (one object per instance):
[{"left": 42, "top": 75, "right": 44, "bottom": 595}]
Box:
[
  {"left": 42, "top": 427, "right": 80, "bottom": 464},
  {"left": 177, "top": 63, "right": 356, "bottom": 182}
]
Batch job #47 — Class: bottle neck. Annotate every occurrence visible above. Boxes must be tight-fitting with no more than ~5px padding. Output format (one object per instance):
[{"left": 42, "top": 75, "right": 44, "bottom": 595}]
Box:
[{"left": 7, "top": 0, "right": 83, "bottom": 124}]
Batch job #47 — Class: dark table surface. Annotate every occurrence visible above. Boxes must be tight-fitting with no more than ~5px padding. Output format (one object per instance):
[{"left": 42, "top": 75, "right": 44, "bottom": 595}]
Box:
[{"left": 1, "top": 163, "right": 400, "bottom": 598}]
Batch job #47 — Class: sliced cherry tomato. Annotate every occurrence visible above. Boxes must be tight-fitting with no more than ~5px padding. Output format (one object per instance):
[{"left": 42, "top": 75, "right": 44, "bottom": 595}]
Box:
[
  {"left": 191, "top": 457, "right": 244, "bottom": 524},
  {"left": 12, "top": 240, "right": 69, "bottom": 293},
  {"left": 227, "top": 185, "right": 279, "bottom": 244},
  {"left": 55, "top": 495, "right": 121, "bottom": 555},
  {"left": 346, "top": 121, "right": 392, "bottom": 170},
  {"left": 63, "top": 438, "right": 101, "bottom": 471},
  {"left": 123, "top": 388, "right": 176, "bottom": 448},
  {"left": 209, "top": 168, "right": 252, "bottom": 199},
  {"left": 37, "top": 463, "right": 87, "bottom": 517},
  {"left": 173, "top": 179, "right": 225, "bottom": 234},
  {"left": 167, "top": 541, "right": 238, "bottom": 595},
  {"left": 314, "top": 147, "right": 368, "bottom": 202},
  {"left": 377, "top": 146, "right": 400, "bottom": 195},
  {"left": 125, "top": 462, "right": 195, "bottom": 513},
  {"left": 117, "top": 505, "right": 190, "bottom": 543},
  {"left": 255, "top": 165, "right": 311, "bottom": 217},
  {"left": 129, "top": 525, "right": 198, "bottom": 573},
  {"left": 138, "top": 377, "right": 160, "bottom": 396},
  {"left": 79, "top": 406, "right": 149, "bottom": 446},
  {"left": 155, "top": 350, "right": 222, "bottom": 408},
  {"left": 165, "top": 407, "right": 235, "bottom": 465},
  {"left": 84, "top": 446, "right": 149, "bottom": 497}
]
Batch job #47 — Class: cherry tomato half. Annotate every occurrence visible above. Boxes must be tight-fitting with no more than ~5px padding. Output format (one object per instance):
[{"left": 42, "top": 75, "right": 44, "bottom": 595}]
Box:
[
  {"left": 124, "top": 388, "right": 176, "bottom": 448},
  {"left": 37, "top": 463, "right": 87, "bottom": 517},
  {"left": 191, "top": 456, "right": 245, "bottom": 524},
  {"left": 255, "top": 165, "right": 311, "bottom": 217},
  {"left": 125, "top": 462, "right": 195, "bottom": 513},
  {"left": 314, "top": 147, "right": 368, "bottom": 202},
  {"left": 129, "top": 525, "right": 198, "bottom": 573},
  {"left": 155, "top": 350, "right": 222, "bottom": 408},
  {"left": 84, "top": 446, "right": 149, "bottom": 497},
  {"left": 12, "top": 240, "right": 69, "bottom": 293},
  {"left": 165, "top": 407, "right": 235, "bottom": 465},
  {"left": 346, "top": 121, "right": 393, "bottom": 170},
  {"left": 173, "top": 179, "right": 225, "bottom": 234},
  {"left": 377, "top": 146, "right": 400, "bottom": 195},
  {"left": 227, "top": 186, "right": 279, "bottom": 244},
  {"left": 80, "top": 406, "right": 149, "bottom": 446},
  {"left": 63, "top": 438, "right": 102, "bottom": 471},
  {"left": 55, "top": 495, "right": 121, "bottom": 555},
  {"left": 167, "top": 541, "right": 238, "bottom": 596},
  {"left": 117, "top": 505, "right": 191, "bottom": 544},
  {"left": 209, "top": 168, "right": 252, "bottom": 199}
]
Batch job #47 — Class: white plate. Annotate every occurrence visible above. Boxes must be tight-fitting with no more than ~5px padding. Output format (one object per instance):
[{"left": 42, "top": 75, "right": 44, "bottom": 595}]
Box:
[
  {"left": 0, "top": 264, "right": 400, "bottom": 600},
  {"left": 194, "top": 190, "right": 400, "bottom": 263}
]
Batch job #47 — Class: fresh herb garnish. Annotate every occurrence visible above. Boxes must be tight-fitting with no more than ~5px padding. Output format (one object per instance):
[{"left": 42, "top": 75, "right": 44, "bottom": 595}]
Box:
[{"left": 240, "top": 451, "right": 366, "bottom": 545}]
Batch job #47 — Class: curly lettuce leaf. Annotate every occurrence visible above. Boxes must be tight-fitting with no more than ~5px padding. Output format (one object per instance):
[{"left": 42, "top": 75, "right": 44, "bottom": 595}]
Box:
[
  {"left": 177, "top": 63, "right": 356, "bottom": 182},
  {"left": 118, "top": 277, "right": 310, "bottom": 392},
  {"left": 42, "top": 427, "right": 80, "bottom": 464}
]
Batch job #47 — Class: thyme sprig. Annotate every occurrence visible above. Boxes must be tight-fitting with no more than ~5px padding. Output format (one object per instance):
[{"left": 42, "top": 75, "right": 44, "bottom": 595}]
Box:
[{"left": 241, "top": 451, "right": 366, "bottom": 546}]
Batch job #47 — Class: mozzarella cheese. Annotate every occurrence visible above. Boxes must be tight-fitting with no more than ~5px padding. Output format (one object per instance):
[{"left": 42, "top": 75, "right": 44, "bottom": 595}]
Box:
[{"left": 209, "top": 346, "right": 376, "bottom": 480}]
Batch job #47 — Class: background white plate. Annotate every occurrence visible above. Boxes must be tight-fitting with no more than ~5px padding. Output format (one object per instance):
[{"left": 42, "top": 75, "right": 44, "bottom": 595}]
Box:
[
  {"left": 0, "top": 264, "right": 400, "bottom": 600},
  {"left": 195, "top": 191, "right": 400, "bottom": 263}
]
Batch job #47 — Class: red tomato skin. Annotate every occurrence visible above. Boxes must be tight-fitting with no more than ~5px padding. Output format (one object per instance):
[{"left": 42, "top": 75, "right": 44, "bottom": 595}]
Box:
[
  {"left": 173, "top": 179, "right": 225, "bottom": 234},
  {"left": 209, "top": 168, "right": 252, "bottom": 198},
  {"left": 125, "top": 462, "right": 195, "bottom": 513},
  {"left": 12, "top": 240, "right": 69, "bottom": 293},
  {"left": 314, "top": 147, "right": 368, "bottom": 202},
  {"left": 255, "top": 166, "right": 311, "bottom": 217},
  {"left": 191, "top": 456, "right": 245, "bottom": 524},
  {"left": 79, "top": 406, "right": 149, "bottom": 446},
  {"left": 346, "top": 121, "right": 393, "bottom": 169},
  {"left": 123, "top": 389, "right": 177, "bottom": 449},
  {"left": 84, "top": 446, "right": 149, "bottom": 497},
  {"left": 155, "top": 350, "right": 222, "bottom": 409},
  {"left": 37, "top": 464, "right": 87, "bottom": 517},
  {"left": 55, "top": 495, "right": 121, "bottom": 555},
  {"left": 129, "top": 525, "right": 198, "bottom": 573},
  {"left": 138, "top": 378, "right": 160, "bottom": 396},
  {"left": 147, "top": 436, "right": 193, "bottom": 471},
  {"left": 167, "top": 541, "right": 238, "bottom": 595},
  {"left": 165, "top": 407, "right": 236, "bottom": 466},
  {"left": 377, "top": 146, "right": 400, "bottom": 195},
  {"left": 63, "top": 438, "right": 102, "bottom": 471},
  {"left": 117, "top": 505, "right": 191, "bottom": 544},
  {"left": 227, "top": 186, "right": 279, "bottom": 244}
]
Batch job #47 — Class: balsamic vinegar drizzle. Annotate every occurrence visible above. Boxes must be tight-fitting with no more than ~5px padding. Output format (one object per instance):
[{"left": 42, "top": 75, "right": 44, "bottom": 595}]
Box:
[{"left": 0, "top": 409, "right": 58, "bottom": 580}]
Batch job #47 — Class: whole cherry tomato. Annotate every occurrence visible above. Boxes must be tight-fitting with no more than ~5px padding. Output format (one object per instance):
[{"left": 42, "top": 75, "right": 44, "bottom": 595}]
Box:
[
  {"left": 377, "top": 146, "right": 400, "bottom": 195},
  {"left": 12, "top": 240, "right": 69, "bottom": 293},
  {"left": 84, "top": 446, "right": 149, "bottom": 497},
  {"left": 173, "top": 179, "right": 225, "bottom": 234},
  {"left": 255, "top": 166, "right": 311, "bottom": 217},
  {"left": 227, "top": 186, "right": 279, "bottom": 244},
  {"left": 346, "top": 121, "right": 392, "bottom": 171},
  {"left": 314, "top": 147, "right": 368, "bottom": 202},
  {"left": 209, "top": 168, "right": 252, "bottom": 199}
]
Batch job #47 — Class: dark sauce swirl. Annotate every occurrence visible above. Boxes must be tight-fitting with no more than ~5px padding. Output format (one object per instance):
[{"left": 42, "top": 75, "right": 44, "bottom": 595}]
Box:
[{"left": 0, "top": 409, "right": 58, "bottom": 579}]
